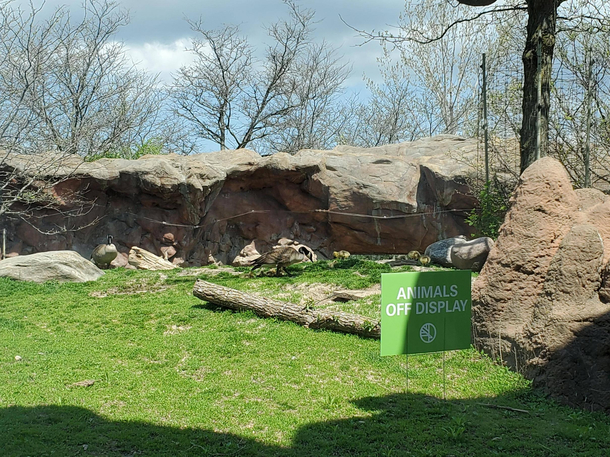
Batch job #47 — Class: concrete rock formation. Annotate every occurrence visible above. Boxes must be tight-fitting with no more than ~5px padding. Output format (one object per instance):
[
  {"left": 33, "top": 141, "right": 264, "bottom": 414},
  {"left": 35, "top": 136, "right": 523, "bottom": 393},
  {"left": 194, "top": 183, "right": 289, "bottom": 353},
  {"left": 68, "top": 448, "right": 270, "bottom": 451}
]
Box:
[
  {"left": 424, "top": 235, "right": 467, "bottom": 267},
  {"left": 1, "top": 135, "right": 479, "bottom": 265},
  {"left": 473, "top": 156, "right": 610, "bottom": 412},
  {"left": 0, "top": 250, "right": 104, "bottom": 282},
  {"left": 449, "top": 237, "right": 494, "bottom": 272}
]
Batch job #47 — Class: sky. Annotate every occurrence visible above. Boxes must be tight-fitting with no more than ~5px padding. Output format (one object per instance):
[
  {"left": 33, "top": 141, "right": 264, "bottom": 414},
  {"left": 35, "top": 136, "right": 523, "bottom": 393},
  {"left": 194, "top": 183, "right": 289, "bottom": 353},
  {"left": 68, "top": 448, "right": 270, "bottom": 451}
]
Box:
[{"left": 19, "top": 0, "right": 407, "bottom": 90}]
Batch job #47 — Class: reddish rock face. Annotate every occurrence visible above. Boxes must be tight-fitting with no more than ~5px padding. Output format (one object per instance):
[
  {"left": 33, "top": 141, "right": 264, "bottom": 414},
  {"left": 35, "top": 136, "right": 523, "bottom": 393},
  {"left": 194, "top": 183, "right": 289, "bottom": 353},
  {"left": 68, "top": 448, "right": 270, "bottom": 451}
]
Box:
[
  {"left": 473, "top": 156, "right": 610, "bottom": 412},
  {"left": 2, "top": 135, "right": 479, "bottom": 265}
]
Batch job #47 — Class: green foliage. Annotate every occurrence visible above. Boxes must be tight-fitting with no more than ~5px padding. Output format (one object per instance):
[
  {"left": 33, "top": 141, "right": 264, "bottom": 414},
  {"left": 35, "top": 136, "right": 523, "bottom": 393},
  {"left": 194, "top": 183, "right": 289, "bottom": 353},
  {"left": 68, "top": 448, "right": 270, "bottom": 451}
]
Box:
[
  {"left": 85, "top": 139, "right": 166, "bottom": 161},
  {"left": 467, "top": 180, "right": 510, "bottom": 239}
]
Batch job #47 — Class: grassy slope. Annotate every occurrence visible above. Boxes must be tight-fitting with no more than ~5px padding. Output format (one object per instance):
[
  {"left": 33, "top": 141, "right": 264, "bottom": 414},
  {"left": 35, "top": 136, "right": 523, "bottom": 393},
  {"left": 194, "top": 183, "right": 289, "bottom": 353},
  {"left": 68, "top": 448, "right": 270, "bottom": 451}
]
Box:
[{"left": 1, "top": 262, "right": 609, "bottom": 456}]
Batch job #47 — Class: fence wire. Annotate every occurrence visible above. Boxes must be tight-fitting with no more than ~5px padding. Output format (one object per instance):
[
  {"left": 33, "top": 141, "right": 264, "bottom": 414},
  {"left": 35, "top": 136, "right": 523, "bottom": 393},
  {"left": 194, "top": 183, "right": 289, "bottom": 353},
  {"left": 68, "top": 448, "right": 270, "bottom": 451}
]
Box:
[{"left": 480, "top": 39, "right": 610, "bottom": 193}]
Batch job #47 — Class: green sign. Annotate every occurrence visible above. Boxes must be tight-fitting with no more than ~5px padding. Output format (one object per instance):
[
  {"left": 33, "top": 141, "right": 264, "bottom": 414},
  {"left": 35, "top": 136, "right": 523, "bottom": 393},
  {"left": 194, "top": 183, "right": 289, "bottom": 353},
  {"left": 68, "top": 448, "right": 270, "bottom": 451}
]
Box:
[{"left": 380, "top": 270, "right": 471, "bottom": 356}]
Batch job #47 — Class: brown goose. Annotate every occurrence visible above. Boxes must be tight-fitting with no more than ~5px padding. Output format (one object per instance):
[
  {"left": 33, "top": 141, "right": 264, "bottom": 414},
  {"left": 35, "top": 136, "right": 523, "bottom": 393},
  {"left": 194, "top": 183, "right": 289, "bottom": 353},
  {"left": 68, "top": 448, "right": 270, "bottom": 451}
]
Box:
[
  {"left": 91, "top": 235, "right": 118, "bottom": 269},
  {"left": 250, "top": 246, "right": 313, "bottom": 276}
]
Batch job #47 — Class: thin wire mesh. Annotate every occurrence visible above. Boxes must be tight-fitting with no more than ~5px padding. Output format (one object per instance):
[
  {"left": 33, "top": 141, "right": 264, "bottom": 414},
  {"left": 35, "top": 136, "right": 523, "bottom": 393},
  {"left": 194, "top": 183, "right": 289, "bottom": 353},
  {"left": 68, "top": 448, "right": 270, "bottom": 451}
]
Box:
[{"left": 480, "top": 32, "right": 610, "bottom": 193}]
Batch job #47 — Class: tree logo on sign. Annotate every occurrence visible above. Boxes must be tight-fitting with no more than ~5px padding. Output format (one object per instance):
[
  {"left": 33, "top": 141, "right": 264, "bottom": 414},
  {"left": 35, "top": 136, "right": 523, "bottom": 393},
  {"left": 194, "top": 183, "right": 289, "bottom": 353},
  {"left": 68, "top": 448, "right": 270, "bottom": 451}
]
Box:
[{"left": 419, "top": 323, "right": 437, "bottom": 343}]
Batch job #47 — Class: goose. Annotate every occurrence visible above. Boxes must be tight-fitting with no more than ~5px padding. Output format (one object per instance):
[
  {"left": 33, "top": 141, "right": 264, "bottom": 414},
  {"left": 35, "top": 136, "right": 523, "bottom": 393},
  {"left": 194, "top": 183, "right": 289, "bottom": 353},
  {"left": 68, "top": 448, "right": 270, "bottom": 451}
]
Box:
[
  {"left": 91, "top": 234, "right": 118, "bottom": 269},
  {"left": 333, "top": 250, "right": 351, "bottom": 259},
  {"left": 250, "top": 246, "right": 313, "bottom": 276},
  {"left": 407, "top": 250, "right": 421, "bottom": 261},
  {"left": 418, "top": 255, "right": 431, "bottom": 267}
]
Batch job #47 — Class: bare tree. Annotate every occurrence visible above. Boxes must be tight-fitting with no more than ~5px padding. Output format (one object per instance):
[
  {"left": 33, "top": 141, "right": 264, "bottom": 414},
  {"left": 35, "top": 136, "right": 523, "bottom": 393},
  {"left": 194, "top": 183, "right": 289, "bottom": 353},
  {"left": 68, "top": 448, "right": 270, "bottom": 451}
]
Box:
[
  {"left": 0, "top": 1, "right": 68, "bottom": 221},
  {"left": 0, "top": 1, "right": 52, "bottom": 154},
  {"left": 0, "top": 0, "right": 167, "bottom": 225},
  {"left": 340, "top": 0, "right": 486, "bottom": 149},
  {"left": 253, "top": 41, "right": 352, "bottom": 154},
  {"left": 171, "top": 0, "right": 350, "bottom": 154},
  {"left": 238, "top": 0, "right": 313, "bottom": 150},
  {"left": 26, "top": 0, "right": 166, "bottom": 158},
  {"left": 343, "top": 59, "right": 421, "bottom": 147},
  {"left": 171, "top": 22, "right": 252, "bottom": 151},
  {"left": 551, "top": 23, "right": 610, "bottom": 189},
  {"left": 398, "top": 0, "right": 485, "bottom": 136},
  {"left": 0, "top": 0, "right": 169, "bottom": 161}
]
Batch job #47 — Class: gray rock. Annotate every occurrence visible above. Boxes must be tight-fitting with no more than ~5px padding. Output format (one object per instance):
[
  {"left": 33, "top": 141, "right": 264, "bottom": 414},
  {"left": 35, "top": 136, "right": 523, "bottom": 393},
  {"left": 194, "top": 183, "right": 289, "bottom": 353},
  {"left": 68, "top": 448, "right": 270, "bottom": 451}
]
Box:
[
  {"left": 449, "top": 237, "right": 494, "bottom": 271},
  {"left": 0, "top": 250, "right": 104, "bottom": 283},
  {"left": 424, "top": 236, "right": 467, "bottom": 267}
]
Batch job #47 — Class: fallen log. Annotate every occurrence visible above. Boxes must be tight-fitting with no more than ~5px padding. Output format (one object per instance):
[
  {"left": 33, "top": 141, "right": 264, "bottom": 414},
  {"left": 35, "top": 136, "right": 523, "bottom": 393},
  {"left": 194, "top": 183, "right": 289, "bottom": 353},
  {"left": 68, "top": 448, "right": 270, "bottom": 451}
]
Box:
[
  {"left": 128, "top": 246, "right": 177, "bottom": 271},
  {"left": 192, "top": 279, "right": 381, "bottom": 339}
]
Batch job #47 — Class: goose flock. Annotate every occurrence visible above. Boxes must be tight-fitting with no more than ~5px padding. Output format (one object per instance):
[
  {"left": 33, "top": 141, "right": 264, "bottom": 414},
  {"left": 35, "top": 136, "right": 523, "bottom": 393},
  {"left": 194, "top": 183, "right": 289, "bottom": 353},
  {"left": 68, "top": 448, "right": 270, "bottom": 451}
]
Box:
[{"left": 89, "top": 235, "right": 435, "bottom": 273}]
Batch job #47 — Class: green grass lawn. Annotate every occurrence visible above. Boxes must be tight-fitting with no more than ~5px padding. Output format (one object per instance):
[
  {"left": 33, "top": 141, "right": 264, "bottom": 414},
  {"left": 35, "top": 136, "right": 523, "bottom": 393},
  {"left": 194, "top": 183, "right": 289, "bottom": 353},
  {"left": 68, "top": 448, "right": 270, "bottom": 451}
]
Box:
[{"left": 1, "top": 261, "right": 609, "bottom": 456}]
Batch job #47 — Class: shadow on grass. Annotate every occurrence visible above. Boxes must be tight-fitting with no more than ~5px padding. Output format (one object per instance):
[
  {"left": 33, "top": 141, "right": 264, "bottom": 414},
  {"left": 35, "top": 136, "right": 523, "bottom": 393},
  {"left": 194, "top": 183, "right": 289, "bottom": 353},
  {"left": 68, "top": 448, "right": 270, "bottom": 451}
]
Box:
[{"left": 2, "top": 390, "right": 607, "bottom": 456}]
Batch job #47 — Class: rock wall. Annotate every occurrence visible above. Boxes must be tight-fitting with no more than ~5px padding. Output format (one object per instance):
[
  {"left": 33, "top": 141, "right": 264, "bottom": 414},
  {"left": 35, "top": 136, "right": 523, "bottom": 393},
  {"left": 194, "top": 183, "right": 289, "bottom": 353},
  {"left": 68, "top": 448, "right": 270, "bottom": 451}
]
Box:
[
  {"left": 1, "top": 135, "right": 480, "bottom": 265},
  {"left": 473, "top": 157, "right": 610, "bottom": 412}
]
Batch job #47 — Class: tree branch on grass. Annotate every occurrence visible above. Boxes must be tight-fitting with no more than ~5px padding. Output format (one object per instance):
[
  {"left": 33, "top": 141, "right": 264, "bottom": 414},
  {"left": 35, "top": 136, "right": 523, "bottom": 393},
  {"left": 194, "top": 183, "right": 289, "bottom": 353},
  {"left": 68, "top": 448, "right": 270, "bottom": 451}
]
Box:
[{"left": 192, "top": 279, "right": 381, "bottom": 339}]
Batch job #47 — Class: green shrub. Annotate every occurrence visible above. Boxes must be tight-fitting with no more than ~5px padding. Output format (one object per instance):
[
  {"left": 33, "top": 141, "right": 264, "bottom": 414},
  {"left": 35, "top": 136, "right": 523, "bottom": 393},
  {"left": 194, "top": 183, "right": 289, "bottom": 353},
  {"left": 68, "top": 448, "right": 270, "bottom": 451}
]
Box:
[
  {"left": 467, "top": 180, "right": 510, "bottom": 239},
  {"left": 85, "top": 139, "right": 166, "bottom": 161}
]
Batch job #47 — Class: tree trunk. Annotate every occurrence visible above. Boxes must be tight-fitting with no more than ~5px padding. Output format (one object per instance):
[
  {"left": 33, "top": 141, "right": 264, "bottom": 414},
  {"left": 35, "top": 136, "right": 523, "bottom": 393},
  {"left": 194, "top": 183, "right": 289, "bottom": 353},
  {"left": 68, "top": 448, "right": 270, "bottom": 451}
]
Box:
[
  {"left": 192, "top": 279, "right": 381, "bottom": 339},
  {"left": 519, "top": 0, "right": 559, "bottom": 173}
]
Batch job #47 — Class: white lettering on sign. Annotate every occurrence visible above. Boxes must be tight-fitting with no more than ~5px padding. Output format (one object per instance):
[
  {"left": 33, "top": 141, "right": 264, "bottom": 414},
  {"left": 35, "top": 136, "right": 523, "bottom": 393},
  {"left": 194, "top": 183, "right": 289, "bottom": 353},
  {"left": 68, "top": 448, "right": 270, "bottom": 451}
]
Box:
[
  {"left": 415, "top": 299, "right": 468, "bottom": 315},
  {"left": 396, "top": 285, "right": 459, "bottom": 300},
  {"left": 385, "top": 299, "right": 468, "bottom": 317},
  {"left": 385, "top": 302, "right": 412, "bottom": 316}
]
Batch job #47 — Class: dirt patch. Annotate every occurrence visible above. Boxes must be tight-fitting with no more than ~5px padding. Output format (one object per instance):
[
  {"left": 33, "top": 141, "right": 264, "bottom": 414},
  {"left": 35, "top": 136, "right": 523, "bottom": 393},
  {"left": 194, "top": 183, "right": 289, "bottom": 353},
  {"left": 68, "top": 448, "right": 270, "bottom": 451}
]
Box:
[{"left": 164, "top": 324, "right": 192, "bottom": 336}]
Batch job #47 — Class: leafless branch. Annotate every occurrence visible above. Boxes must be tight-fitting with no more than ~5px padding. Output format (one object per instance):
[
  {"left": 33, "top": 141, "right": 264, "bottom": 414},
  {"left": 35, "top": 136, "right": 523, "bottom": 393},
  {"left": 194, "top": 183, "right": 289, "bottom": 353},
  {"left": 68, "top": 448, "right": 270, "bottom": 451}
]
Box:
[{"left": 340, "top": 4, "right": 526, "bottom": 47}]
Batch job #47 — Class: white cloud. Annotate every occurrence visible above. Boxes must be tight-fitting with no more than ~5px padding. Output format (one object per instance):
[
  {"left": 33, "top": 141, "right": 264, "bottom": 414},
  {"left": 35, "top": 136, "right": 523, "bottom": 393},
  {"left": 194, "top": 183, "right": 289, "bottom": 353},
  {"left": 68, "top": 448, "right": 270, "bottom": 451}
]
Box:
[{"left": 124, "top": 39, "right": 195, "bottom": 82}]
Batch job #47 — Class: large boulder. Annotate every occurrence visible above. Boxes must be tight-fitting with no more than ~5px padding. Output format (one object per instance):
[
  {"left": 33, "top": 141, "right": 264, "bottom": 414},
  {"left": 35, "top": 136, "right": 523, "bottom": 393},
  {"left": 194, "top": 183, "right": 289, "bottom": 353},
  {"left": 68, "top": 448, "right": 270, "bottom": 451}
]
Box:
[
  {"left": 449, "top": 237, "right": 494, "bottom": 271},
  {"left": 473, "top": 157, "right": 610, "bottom": 412},
  {"left": 2, "top": 135, "right": 479, "bottom": 265},
  {"left": 0, "top": 250, "right": 104, "bottom": 283},
  {"left": 423, "top": 235, "right": 493, "bottom": 270},
  {"left": 424, "top": 235, "right": 467, "bottom": 267}
]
